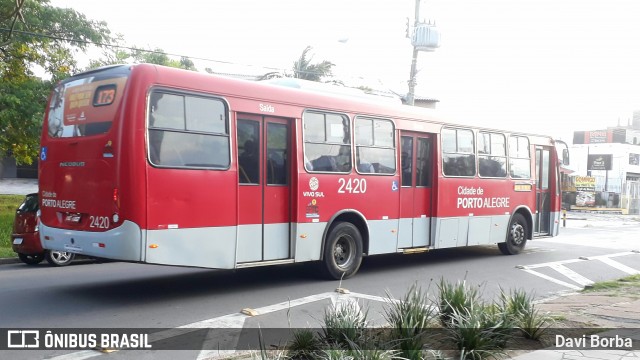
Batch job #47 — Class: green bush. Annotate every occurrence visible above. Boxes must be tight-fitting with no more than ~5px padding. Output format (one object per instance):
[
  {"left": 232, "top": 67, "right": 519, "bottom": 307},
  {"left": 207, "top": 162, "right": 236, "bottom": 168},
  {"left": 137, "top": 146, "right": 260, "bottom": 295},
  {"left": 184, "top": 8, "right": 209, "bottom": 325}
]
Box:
[
  {"left": 437, "top": 279, "right": 480, "bottom": 328},
  {"left": 383, "top": 283, "right": 437, "bottom": 359},
  {"left": 500, "top": 288, "right": 551, "bottom": 340},
  {"left": 261, "top": 281, "right": 547, "bottom": 360}
]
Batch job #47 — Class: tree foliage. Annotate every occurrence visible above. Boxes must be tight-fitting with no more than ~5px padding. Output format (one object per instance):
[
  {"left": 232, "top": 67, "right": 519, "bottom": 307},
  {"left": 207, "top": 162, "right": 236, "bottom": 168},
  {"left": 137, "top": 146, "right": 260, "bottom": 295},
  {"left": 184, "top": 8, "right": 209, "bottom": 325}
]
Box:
[
  {"left": 88, "top": 40, "right": 198, "bottom": 71},
  {"left": 0, "top": 0, "right": 113, "bottom": 164},
  {"left": 259, "top": 46, "right": 335, "bottom": 81},
  {"left": 293, "top": 46, "right": 334, "bottom": 81}
]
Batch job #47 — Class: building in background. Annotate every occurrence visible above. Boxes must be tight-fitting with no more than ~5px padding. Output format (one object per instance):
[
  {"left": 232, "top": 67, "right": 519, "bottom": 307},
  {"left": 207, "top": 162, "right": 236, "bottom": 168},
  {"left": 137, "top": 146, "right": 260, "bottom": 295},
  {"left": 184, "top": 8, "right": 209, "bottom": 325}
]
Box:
[
  {"left": 0, "top": 157, "right": 38, "bottom": 179},
  {"left": 567, "top": 111, "right": 640, "bottom": 214}
]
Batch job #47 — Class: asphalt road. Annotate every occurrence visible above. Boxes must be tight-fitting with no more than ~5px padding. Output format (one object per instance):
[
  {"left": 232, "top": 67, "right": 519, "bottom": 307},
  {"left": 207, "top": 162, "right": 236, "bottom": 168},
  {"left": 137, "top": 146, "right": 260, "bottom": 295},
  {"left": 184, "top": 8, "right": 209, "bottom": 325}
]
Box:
[{"left": 1, "top": 214, "right": 639, "bottom": 359}]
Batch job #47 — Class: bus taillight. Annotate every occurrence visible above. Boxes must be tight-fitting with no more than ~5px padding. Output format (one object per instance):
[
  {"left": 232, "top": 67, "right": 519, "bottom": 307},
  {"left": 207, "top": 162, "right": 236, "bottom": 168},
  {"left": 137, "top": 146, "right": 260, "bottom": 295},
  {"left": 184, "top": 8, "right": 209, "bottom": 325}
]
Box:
[
  {"left": 113, "top": 188, "right": 120, "bottom": 207},
  {"left": 113, "top": 188, "right": 120, "bottom": 225}
]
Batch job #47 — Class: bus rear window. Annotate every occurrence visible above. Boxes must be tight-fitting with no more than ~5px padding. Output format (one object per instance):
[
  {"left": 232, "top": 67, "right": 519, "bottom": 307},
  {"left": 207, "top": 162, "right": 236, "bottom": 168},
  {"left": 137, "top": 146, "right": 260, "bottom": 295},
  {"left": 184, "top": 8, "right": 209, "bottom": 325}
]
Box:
[{"left": 47, "top": 76, "right": 127, "bottom": 138}]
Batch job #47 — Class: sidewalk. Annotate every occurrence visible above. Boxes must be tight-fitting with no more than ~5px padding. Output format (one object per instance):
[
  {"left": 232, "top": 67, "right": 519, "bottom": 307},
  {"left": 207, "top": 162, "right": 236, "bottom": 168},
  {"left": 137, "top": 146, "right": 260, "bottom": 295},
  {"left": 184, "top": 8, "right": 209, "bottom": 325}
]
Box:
[
  {"left": 510, "top": 286, "right": 640, "bottom": 360},
  {"left": 0, "top": 178, "right": 38, "bottom": 195}
]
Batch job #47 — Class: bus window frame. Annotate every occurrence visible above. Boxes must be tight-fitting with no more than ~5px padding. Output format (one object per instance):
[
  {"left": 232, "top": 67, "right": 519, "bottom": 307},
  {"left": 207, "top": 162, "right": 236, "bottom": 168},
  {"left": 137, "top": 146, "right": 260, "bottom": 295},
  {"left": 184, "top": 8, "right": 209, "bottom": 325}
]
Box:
[
  {"left": 146, "top": 87, "right": 232, "bottom": 171},
  {"left": 477, "top": 131, "right": 508, "bottom": 179},
  {"left": 302, "top": 109, "right": 352, "bottom": 175},
  {"left": 353, "top": 115, "right": 396, "bottom": 176},
  {"left": 441, "top": 127, "right": 476, "bottom": 178},
  {"left": 508, "top": 135, "right": 532, "bottom": 180}
]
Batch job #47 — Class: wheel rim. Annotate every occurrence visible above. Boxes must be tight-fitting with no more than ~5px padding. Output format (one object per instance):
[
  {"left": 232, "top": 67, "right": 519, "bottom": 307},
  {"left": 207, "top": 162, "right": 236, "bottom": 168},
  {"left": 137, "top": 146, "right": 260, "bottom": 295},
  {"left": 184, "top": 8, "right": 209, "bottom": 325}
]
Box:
[
  {"left": 334, "top": 234, "right": 355, "bottom": 270},
  {"left": 510, "top": 222, "right": 526, "bottom": 245},
  {"left": 51, "top": 251, "right": 72, "bottom": 264}
]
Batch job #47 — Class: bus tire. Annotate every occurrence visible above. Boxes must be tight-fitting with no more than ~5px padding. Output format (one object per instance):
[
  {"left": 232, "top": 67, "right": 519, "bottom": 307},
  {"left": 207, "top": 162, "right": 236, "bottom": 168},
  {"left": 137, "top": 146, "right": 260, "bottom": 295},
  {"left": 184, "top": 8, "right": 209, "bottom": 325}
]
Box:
[
  {"left": 321, "top": 222, "right": 363, "bottom": 280},
  {"left": 498, "top": 213, "right": 528, "bottom": 255}
]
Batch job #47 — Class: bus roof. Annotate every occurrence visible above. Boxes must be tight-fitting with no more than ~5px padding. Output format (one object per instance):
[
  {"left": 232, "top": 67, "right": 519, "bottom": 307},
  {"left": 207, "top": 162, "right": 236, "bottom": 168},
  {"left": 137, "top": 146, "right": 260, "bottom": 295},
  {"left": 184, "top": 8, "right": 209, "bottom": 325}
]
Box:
[{"left": 82, "top": 63, "right": 556, "bottom": 144}]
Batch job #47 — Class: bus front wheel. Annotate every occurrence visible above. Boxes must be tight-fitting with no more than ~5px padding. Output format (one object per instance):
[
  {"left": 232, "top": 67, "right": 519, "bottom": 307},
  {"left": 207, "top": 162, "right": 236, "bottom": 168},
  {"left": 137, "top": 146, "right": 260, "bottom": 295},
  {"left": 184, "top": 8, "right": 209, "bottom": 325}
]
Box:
[
  {"left": 498, "top": 213, "right": 528, "bottom": 255},
  {"left": 321, "top": 222, "right": 363, "bottom": 280}
]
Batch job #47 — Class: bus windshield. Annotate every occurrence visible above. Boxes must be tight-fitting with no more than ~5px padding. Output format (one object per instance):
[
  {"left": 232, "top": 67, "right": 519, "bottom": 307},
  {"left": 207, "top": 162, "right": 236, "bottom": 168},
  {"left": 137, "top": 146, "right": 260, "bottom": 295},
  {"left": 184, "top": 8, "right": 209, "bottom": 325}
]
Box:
[{"left": 47, "top": 66, "right": 129, "bottom": 138}]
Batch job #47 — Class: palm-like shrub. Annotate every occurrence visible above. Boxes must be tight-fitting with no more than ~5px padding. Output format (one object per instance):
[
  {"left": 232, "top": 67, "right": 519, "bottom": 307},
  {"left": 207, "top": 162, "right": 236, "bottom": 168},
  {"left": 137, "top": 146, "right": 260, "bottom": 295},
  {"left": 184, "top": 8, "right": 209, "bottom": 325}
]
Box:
[
  {"left": 500, "top": 288, "right": 551, "bottom": 340},
  {"left": 383, "top": 283, "right": 437, "bottom": 360},
  {"left": 445, "top": 302, "right": 511, "bottom": 360},
  {"left": 322, "top": 300, "right": 368, "bottom": 349},
  {"left": 437, "top": 279, "right": 480, "bottom": 327}
]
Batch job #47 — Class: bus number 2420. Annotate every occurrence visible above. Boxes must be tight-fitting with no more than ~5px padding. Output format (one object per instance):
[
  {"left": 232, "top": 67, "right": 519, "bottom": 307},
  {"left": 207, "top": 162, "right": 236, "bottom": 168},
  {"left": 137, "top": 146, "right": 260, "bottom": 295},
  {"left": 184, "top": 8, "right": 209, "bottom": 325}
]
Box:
[
  {"left": 338, "top": 178, "right": 367, "bottom": 194},
  {"left": 89, "top": 216, "right": 110, "bottom": 229}
]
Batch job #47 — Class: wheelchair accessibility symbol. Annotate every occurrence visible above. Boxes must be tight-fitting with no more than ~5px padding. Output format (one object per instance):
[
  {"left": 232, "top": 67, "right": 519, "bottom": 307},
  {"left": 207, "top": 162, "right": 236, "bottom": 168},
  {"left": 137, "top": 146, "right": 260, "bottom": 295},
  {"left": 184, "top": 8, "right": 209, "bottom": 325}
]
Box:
[{"left": 391, "top": 180, "right": 399, "bottom": 192}]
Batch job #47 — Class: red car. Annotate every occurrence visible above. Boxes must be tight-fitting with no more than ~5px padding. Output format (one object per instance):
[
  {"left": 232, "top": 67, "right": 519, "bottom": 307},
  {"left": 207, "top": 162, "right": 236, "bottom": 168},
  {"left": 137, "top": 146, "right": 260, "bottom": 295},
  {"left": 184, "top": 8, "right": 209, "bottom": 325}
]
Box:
[{"left": 11, "top": 193, "right": 76, "bottom": 266}]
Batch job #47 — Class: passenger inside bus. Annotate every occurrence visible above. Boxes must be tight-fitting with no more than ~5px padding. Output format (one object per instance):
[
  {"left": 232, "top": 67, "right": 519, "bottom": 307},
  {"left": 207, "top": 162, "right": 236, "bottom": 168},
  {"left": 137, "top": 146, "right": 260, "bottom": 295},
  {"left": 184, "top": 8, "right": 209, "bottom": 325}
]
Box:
[
  {"left": 311, "top": 156, "right": 338, "bottom": 172},
  {"left": 239, "top": 139, "right": 259, "bottom": 183},
  {"left": 357, "top": 148, "right": 375, "bottom": 173},
  {"left": 267, "top": 150, "right": 286, "bottom": 184},
  {"left": 401, "top": 151, "right": 412, "bottom": 185}
]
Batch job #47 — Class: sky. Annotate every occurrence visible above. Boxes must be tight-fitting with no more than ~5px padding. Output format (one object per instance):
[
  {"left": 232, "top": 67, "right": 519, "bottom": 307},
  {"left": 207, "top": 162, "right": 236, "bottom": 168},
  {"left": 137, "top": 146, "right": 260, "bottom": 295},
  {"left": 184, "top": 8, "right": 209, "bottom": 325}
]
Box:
[{"left": 50, "top": 0, "right": 640, "bottom": 141}]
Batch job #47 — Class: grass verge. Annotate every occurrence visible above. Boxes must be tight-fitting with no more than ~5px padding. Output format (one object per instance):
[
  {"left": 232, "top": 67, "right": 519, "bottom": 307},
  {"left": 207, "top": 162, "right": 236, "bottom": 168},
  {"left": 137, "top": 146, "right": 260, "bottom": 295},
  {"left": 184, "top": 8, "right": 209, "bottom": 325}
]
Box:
[
  {"left": 582, "top": 274, "right": 640, "bottom": 293},
  {"left": 0, "top": 194, "right": 23, "bottom": 258}
]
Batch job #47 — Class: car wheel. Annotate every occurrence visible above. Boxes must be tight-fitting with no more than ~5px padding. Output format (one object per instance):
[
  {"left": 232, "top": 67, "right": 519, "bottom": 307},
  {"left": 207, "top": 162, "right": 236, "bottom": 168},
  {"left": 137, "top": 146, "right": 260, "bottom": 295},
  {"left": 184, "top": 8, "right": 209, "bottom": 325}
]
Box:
[
  {"left": 18, "top": 253, "right": 45, "bottom": 265},
  {"left": 45, "top": 250, "right": 75, "bottom": 266}
]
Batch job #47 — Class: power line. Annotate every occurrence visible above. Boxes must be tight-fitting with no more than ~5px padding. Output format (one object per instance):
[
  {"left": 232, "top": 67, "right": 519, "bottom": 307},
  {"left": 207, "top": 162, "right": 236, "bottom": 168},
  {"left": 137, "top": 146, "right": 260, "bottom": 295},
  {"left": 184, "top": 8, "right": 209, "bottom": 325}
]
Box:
[
  {"left": 0, "top": 27, "right": 326, "bottom": 77},
  {"left": 1, "top": 27, "right": 403, "bottom": 94}
]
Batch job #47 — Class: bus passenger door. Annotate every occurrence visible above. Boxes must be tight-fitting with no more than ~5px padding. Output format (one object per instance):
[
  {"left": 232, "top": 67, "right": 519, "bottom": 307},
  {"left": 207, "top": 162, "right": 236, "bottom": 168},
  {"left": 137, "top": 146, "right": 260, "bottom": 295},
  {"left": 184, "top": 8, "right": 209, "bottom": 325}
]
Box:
[
  {"left": 398, "top": 133, "right": 433, "bottom": 248},
  {"left": 535, "top": 146, "right": 551, "bottom": 235},
  {"left": 237, "top": 115, "right": 291, "bottom": 263}
]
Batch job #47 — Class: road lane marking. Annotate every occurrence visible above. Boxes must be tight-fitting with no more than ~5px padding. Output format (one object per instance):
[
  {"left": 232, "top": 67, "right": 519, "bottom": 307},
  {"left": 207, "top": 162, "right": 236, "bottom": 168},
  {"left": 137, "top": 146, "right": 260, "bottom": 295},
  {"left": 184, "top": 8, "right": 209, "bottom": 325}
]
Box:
[
  {"left": 548, "top": 263, "right": 594, "bottom": 286},
  {"left": 520, "top": 268, "right": 582, "bottom": 290},
  {"left": 581, "top": 253, "right": 640, "bottom": 275},
  {"left": 517, "top": 258, "right": 585, "bottom": 270},
  {"left": 518, "top": 251, "right": 640, "bottom": 290}
]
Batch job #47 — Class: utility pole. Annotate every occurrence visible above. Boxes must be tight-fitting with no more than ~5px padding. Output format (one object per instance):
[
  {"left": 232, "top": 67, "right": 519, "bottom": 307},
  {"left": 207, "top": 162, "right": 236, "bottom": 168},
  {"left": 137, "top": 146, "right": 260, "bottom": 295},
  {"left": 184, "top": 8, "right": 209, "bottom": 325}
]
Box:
[
  {"left": 405, "top": 0, "right": 439, "bottom": 106},
  {"left": 406, "top": 0, "right": 421, "bottom": 106}
]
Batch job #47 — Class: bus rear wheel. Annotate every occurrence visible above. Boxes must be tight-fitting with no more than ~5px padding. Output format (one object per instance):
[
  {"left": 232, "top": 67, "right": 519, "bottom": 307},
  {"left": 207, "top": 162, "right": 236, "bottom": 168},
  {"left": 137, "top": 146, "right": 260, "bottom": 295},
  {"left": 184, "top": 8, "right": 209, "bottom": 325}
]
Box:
[
  {"left": 321, "top": 222, "right": 363, "bottom": 280},
  {"left": 498, "top": 213, "right": 528, "bottom": 255}
]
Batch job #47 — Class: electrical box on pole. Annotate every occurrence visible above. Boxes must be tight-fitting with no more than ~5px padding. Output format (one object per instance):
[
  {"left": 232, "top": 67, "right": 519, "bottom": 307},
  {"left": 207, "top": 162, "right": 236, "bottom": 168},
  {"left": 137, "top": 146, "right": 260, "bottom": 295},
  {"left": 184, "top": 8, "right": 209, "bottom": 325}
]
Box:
[{"left": 411, "top": 23, "right": 440, "bottom": 52}]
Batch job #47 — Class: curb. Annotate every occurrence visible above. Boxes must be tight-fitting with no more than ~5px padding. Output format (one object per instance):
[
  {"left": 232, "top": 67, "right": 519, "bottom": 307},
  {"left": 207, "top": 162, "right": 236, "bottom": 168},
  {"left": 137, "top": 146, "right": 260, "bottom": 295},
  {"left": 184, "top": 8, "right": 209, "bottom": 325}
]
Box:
[{"left": 0, "top": 257, "right": 20, "bottom": 265}]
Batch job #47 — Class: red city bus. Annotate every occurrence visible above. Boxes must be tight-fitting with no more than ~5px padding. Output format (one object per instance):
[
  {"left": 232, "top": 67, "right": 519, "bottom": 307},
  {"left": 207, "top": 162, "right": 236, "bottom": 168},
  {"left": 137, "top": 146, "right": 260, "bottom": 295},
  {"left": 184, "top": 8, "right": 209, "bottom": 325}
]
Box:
[{"left": 39, "top": 64, "right": 568, "bottom": 279}]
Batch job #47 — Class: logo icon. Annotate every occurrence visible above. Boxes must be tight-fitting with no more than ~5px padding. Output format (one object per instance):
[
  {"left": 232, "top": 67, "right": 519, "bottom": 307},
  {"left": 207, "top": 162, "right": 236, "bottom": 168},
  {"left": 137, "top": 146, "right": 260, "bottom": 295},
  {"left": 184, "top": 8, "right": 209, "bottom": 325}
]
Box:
[
  {"left": 309, "top": 177, "right": 319, "bottom": 191},
  {"left": 7, "top": 330, "right": 39, "bottom": 348}
]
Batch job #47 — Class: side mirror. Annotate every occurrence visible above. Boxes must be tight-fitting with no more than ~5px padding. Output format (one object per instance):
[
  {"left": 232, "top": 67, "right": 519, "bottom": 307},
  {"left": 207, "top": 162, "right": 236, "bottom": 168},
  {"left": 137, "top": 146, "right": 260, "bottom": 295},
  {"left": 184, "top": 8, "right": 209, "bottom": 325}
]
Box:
[
  {"left": 562, "top": 148, "right": 570, "bottom": 166},
  {"left": 555, "top": 140, "right": 570, "bottom": 166}
]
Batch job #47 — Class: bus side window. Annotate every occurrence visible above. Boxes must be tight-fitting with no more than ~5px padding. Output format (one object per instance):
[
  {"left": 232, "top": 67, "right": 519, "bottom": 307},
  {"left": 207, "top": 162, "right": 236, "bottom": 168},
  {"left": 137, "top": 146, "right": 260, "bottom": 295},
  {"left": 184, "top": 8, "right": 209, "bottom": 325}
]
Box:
[
  {"left": 401, "top": 136, "right": 413, "bottom": 186},
  {"left": 238, "top": 120, "right": 260, "bottom": 184},
  {"left": 416, "top": 137, "right": 431, "bottom": 186},
  {"left": 303, "top": 111, "right": 351, "bottom": 173},
  {"left": 442, "top": 128, "right": 475, "bottom": 177},
  {"left": 239, "top": 139, "right": 259, "bottom": 183},
  {"left": 355, "top": 117, "right": 396, "bottom": 175},
  {"left": 478, "top": 132, "right": 507, "bottom": 178},
  {"left": 509, "top": 136, "right": 531, "bottom": 179}
]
